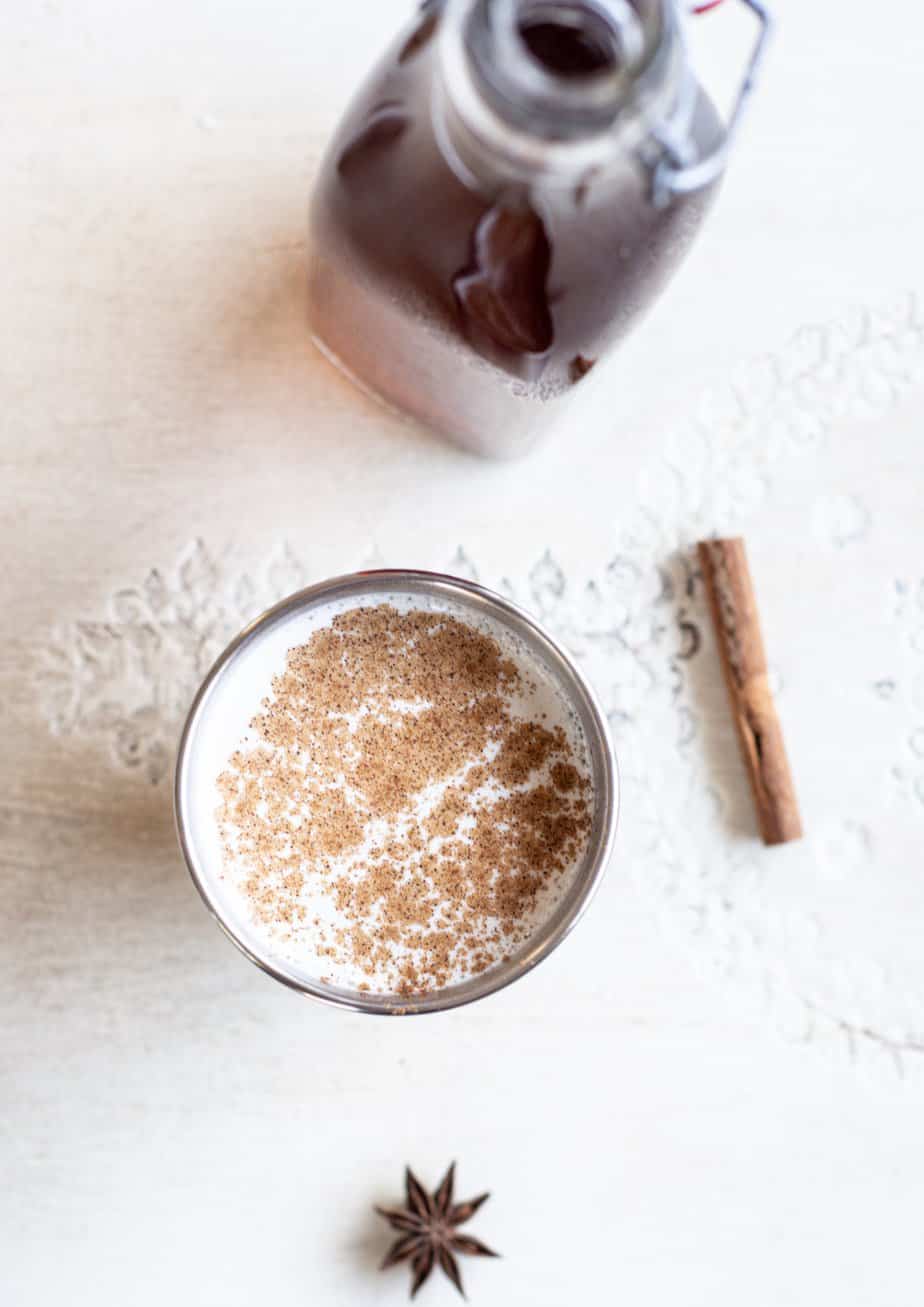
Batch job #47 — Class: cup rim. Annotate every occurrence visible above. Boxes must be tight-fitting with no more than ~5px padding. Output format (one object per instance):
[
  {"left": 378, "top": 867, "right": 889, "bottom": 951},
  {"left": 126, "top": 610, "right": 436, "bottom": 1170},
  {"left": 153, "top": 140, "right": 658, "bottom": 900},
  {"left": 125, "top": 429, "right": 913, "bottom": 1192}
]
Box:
[{"left": 174, "top": 568, "right": 619, "bottom": 1015}]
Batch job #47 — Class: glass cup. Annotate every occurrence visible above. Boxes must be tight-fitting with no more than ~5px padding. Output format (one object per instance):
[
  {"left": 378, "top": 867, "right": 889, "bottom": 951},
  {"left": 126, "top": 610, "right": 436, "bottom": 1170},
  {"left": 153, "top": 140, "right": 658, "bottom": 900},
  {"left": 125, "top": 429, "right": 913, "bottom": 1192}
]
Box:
[{"left": 174, "top": 569, "right": 619, "bottom": 1014}]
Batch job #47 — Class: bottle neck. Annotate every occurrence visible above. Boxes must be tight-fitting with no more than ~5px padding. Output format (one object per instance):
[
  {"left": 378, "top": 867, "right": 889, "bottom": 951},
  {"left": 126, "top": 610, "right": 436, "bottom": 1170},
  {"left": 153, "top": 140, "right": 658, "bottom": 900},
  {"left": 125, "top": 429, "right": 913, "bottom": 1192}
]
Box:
[{"left": 435, "top": 0, "right": 698, "bottom": 188}]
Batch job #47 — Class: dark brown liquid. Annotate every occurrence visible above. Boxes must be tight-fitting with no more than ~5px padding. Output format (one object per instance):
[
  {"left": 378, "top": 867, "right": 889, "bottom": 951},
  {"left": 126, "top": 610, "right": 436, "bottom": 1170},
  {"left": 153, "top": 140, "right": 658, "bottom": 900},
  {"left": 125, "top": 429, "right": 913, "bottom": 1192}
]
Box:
[
  {"left": 518, "top": 19, "right": 616, "bottom": 76},
  {"left": 308, "top": 4, "right": 720, "bottom": 450}
]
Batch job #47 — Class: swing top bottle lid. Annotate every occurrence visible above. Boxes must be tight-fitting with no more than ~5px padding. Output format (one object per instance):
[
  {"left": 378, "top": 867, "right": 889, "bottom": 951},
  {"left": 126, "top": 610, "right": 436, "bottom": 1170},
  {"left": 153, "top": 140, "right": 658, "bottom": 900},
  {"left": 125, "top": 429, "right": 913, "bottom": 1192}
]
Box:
[{"left": 440, "top": 0, "right": 770, "bottom": 192}]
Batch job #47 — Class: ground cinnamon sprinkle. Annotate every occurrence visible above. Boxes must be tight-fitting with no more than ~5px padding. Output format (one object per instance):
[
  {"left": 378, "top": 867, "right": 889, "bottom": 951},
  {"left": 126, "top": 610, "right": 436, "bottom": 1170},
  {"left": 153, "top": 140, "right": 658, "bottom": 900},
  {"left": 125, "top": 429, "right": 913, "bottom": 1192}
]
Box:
[{"left": 216, "top": 604, "right": 592, "bottom": 995}]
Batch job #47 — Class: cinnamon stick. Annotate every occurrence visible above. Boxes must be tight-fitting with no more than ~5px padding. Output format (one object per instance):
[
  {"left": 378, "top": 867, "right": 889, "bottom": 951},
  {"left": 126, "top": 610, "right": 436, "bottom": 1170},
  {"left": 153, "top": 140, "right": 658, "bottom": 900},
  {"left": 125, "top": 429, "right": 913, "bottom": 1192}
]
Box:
[{"left": 697, "top": 538, "right": 803, "bottom": 846}]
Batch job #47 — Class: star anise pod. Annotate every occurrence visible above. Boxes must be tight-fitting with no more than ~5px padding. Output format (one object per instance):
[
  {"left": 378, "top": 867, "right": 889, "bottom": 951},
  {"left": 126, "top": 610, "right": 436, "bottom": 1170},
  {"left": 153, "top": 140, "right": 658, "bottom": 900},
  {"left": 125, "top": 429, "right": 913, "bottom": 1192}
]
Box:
[{"left": 376, "top": 1163, "right": 499, "bottom": 1298}]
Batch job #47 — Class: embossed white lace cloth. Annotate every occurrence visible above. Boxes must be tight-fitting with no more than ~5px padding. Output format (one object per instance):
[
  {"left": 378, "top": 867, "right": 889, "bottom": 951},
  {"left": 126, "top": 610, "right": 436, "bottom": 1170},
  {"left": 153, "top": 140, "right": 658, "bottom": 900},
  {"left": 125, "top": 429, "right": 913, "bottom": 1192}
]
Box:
[{"left": 5, "top": 2, "right": 924, "bottom": 1305}]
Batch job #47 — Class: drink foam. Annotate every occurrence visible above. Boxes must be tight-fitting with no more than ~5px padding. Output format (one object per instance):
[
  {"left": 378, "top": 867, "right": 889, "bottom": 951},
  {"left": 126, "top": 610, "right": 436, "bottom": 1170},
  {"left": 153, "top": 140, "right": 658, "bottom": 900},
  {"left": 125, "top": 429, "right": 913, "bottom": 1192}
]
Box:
[{"left": 178, "top": 587, "right": 595, "bottom": 997}]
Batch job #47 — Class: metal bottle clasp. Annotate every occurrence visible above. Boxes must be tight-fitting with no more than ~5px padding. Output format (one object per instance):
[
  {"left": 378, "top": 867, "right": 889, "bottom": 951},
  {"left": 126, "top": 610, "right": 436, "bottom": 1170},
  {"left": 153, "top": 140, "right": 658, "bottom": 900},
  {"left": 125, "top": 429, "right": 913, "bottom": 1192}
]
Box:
[{"left": 652, "top": 0, "right": 774, "bottom": 207}]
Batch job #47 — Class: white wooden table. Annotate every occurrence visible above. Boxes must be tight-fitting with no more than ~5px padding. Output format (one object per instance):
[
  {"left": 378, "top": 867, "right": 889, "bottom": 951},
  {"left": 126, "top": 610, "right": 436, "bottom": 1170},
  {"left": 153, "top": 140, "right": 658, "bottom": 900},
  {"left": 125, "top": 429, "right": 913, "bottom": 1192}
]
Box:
[{"left": 5, "top": 2, "right": 924, "bottom": 1303}]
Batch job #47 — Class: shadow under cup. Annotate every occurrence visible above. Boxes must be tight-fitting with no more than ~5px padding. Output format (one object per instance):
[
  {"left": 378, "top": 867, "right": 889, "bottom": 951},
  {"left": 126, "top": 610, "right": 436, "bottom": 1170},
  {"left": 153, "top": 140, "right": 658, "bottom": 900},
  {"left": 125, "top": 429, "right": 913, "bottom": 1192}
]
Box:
[{"left": 174, "top": 570, "right": 619, "bottom": 1014}]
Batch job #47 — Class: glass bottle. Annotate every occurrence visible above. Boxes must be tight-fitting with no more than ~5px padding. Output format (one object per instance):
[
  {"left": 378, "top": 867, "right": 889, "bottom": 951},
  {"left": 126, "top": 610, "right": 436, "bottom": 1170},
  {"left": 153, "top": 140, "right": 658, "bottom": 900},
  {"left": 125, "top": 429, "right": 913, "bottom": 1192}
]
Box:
[{"left": 307, "top": 0, "right": 771, "bottom": 458}]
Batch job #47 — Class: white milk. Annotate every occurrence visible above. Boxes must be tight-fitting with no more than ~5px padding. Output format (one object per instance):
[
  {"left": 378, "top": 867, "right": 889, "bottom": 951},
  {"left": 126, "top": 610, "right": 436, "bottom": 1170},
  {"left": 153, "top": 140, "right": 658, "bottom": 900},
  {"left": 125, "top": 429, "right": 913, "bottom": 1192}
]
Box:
[{"left": 178, "top": 588, "right": 593, "bottom": 995}]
